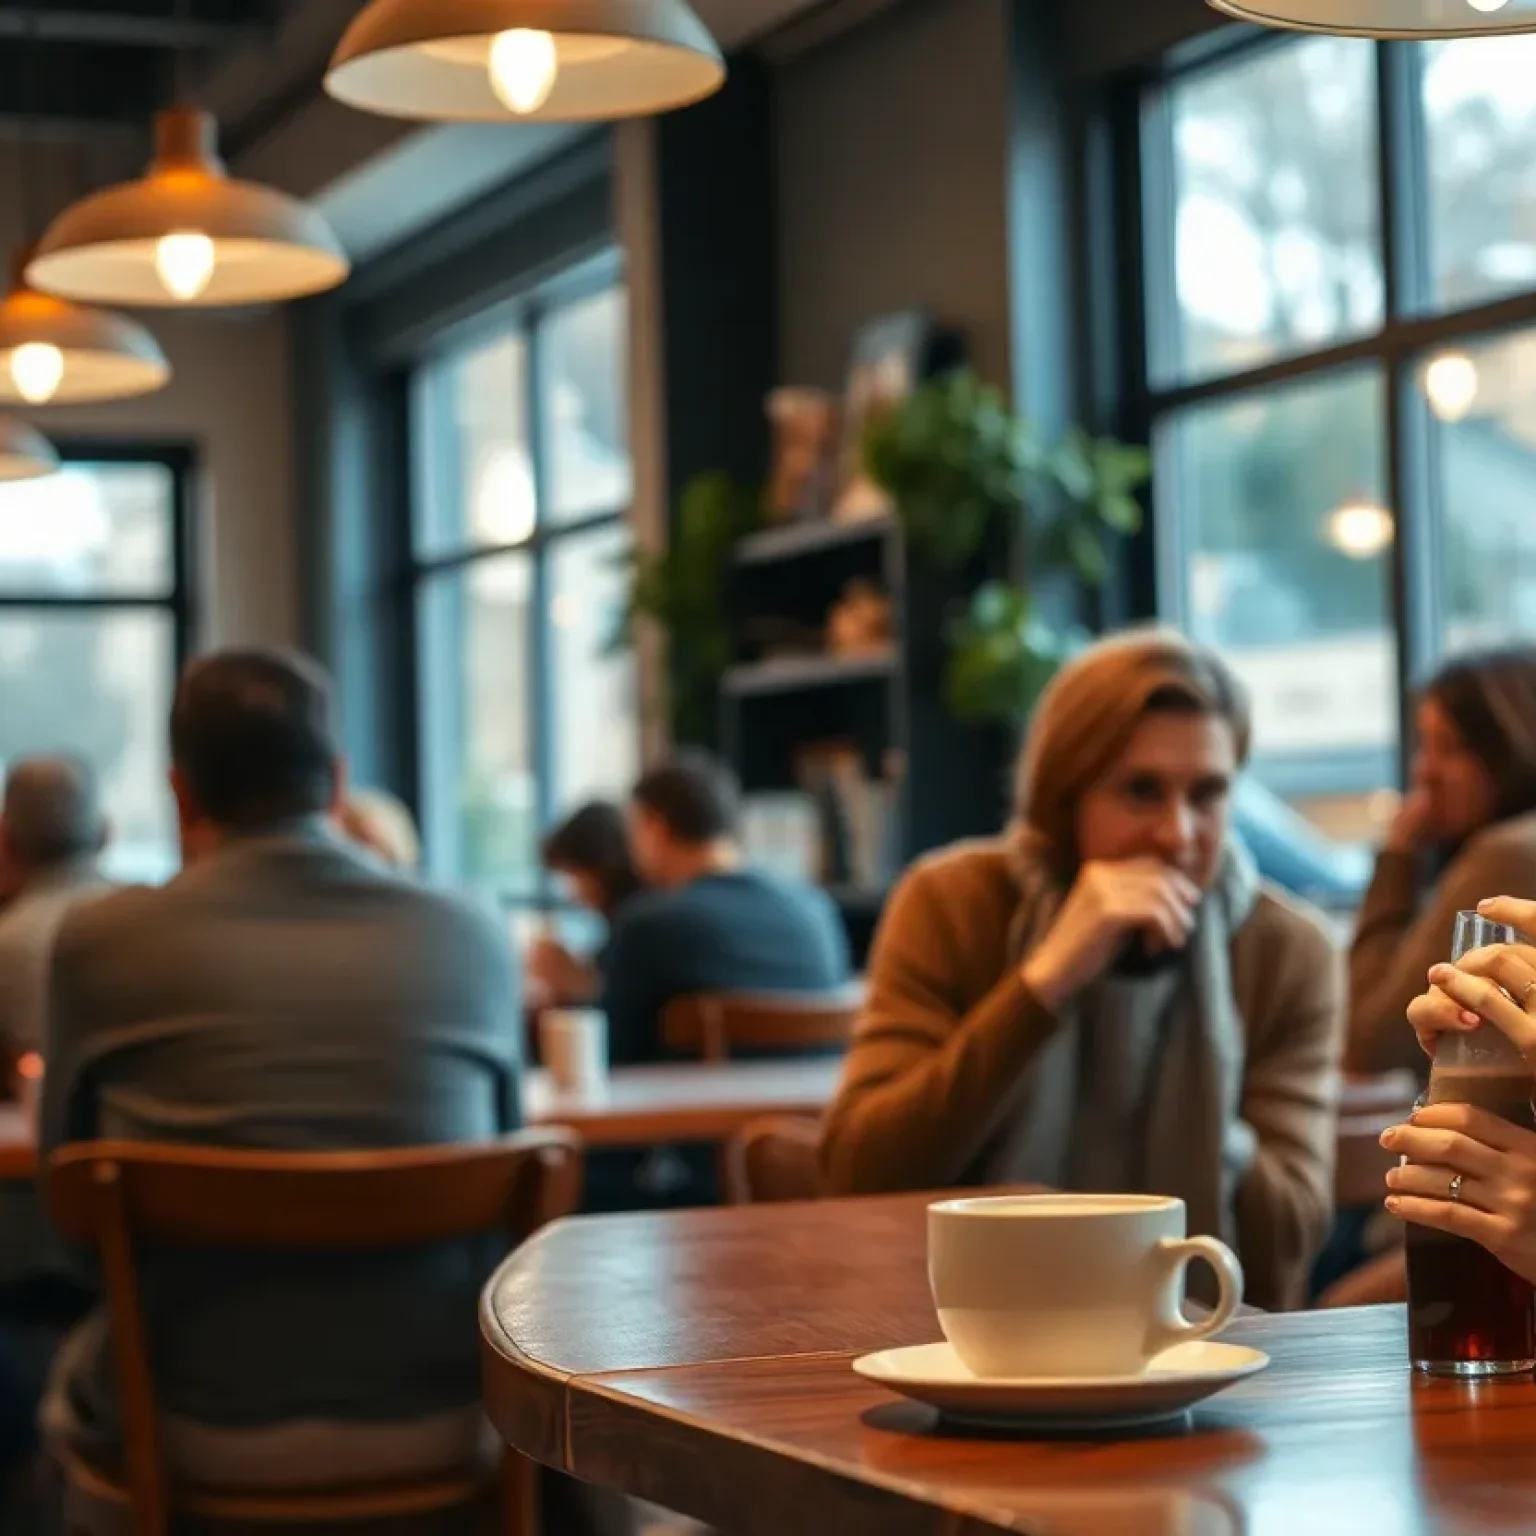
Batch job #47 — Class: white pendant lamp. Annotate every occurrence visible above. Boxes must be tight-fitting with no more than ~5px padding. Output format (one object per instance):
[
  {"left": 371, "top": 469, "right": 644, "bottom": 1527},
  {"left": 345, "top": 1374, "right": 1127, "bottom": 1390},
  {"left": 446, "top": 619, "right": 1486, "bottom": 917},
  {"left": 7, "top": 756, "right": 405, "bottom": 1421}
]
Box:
[
  {"left": 27, "top": 107, "right": 350, "bottom": 309},
  {"left": 0, "top": 247, "right": 169, "bottom": 406},
  {"left": 325, "top": 0, "right": 726, "bottom": 123},
  {"left": 1206, "top": 0, "right": 1536, "bottom": 37},
  {"left": 0, "top": 415, "right": 57, "bottom": 481}
]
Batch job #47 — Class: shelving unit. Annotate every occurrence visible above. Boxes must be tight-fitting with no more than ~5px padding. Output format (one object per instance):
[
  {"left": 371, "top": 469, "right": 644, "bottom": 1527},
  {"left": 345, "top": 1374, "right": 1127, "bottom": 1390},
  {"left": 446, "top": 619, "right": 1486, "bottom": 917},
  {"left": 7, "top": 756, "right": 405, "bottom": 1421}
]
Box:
[{"left": 721, "top": 512, "right": 1006, "bottom": 962}]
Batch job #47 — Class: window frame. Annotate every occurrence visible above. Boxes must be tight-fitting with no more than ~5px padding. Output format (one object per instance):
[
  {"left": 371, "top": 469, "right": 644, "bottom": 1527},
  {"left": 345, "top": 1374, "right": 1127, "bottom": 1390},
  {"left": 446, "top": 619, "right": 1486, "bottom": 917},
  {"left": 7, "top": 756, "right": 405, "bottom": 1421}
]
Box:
[
  {"left": 406, "top": 250, "right": 634, "bottom": 908},
  {"left": 1123, "top": 27, "right": 1536, "bottom": 802}
]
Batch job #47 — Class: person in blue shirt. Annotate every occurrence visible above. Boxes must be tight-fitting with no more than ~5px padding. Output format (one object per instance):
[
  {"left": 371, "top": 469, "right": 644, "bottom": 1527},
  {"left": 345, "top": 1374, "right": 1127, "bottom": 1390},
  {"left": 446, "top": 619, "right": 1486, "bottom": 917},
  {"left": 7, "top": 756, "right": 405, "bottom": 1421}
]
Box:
[{"left": 602, "top": 752, "right": 852, "bottom": 1065}]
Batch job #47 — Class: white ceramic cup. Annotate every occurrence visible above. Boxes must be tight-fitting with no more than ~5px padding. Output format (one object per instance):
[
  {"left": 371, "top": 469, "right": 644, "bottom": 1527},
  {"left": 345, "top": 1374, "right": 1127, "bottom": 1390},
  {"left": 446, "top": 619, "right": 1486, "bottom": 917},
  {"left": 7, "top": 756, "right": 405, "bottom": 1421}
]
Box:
[
  {"left": 928, "top": 1193, "right": 1243, "bottom": 1380},
  {"left": 538, "top": 1008, "right": 609, "bottom": 1095}
]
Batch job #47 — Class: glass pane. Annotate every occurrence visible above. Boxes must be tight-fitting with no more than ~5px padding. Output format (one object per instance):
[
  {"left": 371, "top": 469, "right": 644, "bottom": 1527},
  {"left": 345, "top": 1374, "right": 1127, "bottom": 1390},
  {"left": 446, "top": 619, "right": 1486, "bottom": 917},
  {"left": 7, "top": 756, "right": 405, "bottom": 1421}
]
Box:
[
  {"left": 418, "top": 553, "right": 537, "bottom": 893},
  {"left": 0, "top": 611, "right": 176, "bottom": 883},
  {"left": 1424, "top": 330, "right": 1536, "bottom": 651},
  {"left": 0, "top": 462, "right": 173, "bottom": 596},
  {"left": 1157, "top": 36, "right": 1382, "bottom": 385},
  {"left": 1163, "top": 370, "right": 1396, "bottom": 835},
  {"left": 542, "top": 287, "right": 633, "bottom": 525},
  {"left": 549, "top": 522, "right": 638, "bottom": 810},
  {"left": 1424, "top": 37, "right": 1536, "bottom": 312},
  {"left": 412, "top": 330, "right": 534, "bottom": 558}
]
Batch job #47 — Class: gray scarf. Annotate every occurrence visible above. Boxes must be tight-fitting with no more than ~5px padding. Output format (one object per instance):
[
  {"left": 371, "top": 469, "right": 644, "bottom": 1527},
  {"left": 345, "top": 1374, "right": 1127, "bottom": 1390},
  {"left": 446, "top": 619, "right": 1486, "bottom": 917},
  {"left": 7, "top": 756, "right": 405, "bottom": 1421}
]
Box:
[{"left": 984, "top": 831, "right": 1261, "bottom": 1254}]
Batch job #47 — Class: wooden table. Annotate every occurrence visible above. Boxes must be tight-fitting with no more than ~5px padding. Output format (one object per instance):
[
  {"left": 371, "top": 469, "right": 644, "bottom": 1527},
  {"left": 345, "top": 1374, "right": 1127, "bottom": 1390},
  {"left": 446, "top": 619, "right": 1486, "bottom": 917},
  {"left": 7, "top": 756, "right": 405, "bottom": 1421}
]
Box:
[
  {"left": 481, "top": 1192, "right": 1536, "bottom": 1536},
  {"left": 0, "top": 1060, "right": 841, "bottom": 1181}
]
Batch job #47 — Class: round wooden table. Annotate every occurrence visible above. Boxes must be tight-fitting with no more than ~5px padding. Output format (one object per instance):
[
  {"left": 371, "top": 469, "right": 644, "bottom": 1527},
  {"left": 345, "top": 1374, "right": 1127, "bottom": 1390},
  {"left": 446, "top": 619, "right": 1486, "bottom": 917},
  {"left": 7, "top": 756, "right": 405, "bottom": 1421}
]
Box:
[{"left": 482, "top": 1191, "right": 1536, "bottom": 1536}]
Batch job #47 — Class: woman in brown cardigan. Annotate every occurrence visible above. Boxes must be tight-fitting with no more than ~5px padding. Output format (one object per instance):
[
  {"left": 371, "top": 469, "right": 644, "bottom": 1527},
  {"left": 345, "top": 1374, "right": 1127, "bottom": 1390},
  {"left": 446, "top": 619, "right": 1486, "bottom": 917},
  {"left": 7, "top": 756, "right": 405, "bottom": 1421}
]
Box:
[
  {"left": 1348, "top": 648, "right": 1536, "bottom": 1077},
  {"left": 820, "top": 630, "right": 1344, "bottom": 1311}
]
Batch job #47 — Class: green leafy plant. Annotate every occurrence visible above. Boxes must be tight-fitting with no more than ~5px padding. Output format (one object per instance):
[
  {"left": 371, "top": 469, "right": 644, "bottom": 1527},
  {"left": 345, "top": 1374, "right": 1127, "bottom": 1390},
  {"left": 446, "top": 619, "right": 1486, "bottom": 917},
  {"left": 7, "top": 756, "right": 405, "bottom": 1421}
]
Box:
[
  {"left": 864, "top": 370, "right": 1150, "bottom": 724},
  {"left": 610, "top": 471, "right": 761, "bottom": 746}
]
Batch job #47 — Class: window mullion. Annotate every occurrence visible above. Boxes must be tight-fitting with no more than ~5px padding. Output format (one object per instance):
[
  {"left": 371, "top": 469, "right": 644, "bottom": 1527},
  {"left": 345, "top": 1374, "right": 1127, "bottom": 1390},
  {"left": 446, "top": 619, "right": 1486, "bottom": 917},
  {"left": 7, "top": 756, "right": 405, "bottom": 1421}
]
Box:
[{"left": 525, "top": 311, "right": 555, "bottom": 908}]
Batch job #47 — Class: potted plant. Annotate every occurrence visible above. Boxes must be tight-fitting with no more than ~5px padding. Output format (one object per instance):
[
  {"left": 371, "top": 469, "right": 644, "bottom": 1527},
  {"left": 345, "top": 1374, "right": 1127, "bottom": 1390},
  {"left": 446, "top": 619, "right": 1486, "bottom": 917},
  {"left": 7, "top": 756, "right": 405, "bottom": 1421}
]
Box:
[{"left": 863, "top": 370, "right": 1151, "bottom": 724}]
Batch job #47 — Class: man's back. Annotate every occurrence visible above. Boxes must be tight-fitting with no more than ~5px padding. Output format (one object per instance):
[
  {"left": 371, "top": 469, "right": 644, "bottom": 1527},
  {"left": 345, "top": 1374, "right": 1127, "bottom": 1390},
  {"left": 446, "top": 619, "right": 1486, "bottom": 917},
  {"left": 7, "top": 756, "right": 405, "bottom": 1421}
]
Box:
[
  {"left": 41, "top": 823, "right": 520, "bottom": 1457},
  {"left": 602, "top": 868, "right": 850, "bottom": 1064}
]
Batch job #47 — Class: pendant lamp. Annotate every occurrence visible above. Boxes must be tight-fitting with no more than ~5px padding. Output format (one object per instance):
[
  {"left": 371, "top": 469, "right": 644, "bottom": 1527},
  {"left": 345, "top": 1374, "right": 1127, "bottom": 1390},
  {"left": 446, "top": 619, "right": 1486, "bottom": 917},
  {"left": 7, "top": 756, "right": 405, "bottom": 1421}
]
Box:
[
  {"left": 325, "top": 0, "right": 725, "bottom": 123},
  {"left": 0, "top": 416, "right": 56, "bottom": 481},
  {"left": 1206, "top": 0, "right": 1536, "bottom": 37},
  {"left": 27, "top": 107, "right": 350, "bottom": 309},
  {"left": 0, "top": 247, "right": 169, "bottom": 406}
]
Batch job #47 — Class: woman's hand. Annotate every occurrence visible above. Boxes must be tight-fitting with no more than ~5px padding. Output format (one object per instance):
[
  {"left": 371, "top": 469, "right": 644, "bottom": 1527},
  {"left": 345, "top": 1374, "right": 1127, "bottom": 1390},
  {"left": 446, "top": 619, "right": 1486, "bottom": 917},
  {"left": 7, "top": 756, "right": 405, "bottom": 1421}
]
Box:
[
  {"left": 528, "top": 937, "right": 596, "bottom": 1005},
  {"left": 1020, "top": 858, "right": 1200, "bottom": 1012},
  {"left": 1415, "top": 942, "right": 1536, "bottom": 1071},
  {"left": 1383, "top": 1103, "right": 1536, "bottom": 1286},
  {"left": 1385, "top": 787, "right": 1433, "bottom": 856}
]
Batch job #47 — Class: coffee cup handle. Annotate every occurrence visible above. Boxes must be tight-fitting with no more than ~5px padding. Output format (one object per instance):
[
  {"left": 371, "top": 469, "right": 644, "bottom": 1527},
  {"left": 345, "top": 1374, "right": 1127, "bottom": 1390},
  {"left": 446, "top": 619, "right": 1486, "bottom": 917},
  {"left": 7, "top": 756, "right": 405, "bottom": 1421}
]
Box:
[{"left": 1149, "top": 1236, "right": 1245, "bottom": 1354}]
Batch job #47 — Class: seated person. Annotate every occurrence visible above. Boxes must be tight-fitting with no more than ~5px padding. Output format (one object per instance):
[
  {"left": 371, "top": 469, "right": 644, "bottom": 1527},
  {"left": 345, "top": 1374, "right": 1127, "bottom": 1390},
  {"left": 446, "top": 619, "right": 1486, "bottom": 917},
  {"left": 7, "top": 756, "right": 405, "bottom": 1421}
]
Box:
[
  {"left": 0, "top": 757, "right": 110, "bottom": 1063},
  {"left": 603, "top": 753, "right": 851, "bottom": 1065},
  {"left": 1384, "top": 893, "right": 1536, "bottom": 1290},
  {"left": 38, "top": 648, "right": 521, "bottom": 1491},
  {"left": 335, "top": 786, "right": 421, "bottom": 873},
  {"left": 819, "top": 629, "right": 1343, "bottom": 1312},
  {"left": 1349, "top": 647, "right": 1536, "bottom": 1076},
  {"left": 528, "top": 801, "right": 646, "bottom": 1010}
]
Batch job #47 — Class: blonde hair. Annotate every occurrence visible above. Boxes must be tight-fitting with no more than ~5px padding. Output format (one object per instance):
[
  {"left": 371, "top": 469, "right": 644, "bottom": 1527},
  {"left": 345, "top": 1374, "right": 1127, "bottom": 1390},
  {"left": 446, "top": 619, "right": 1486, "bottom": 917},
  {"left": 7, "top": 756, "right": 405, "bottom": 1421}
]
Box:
[
  {"left": 338, "top": 788, "right": 421, "bottom": 872},
  {"left": 1016, "top": 628, "right": 1251, "bottom": 876}
]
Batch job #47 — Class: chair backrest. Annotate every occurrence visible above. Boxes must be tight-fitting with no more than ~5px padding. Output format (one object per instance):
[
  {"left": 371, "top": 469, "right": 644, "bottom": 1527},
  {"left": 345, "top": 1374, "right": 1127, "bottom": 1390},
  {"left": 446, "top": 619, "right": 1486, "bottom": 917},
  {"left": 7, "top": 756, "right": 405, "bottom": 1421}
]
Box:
[
  {"left": 46, "top": 1130, "right": 582, "bottom": 1534},
  {"left": 662, "top": 987, "right": 862, "bottom": 1062},
  {"left": 724, "top": 1115, "right": 823, "bottom": 1204}
]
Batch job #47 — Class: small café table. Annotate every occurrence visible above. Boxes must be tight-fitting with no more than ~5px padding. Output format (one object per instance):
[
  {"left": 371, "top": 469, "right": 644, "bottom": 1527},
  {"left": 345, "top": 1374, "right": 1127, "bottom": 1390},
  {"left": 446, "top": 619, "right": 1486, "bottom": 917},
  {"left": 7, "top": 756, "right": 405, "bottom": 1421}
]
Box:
[
  {"left": 0, "top": 1059, "right": 841, "bottom": 1181},
  {"left": 481, "top": 1190, "right": 1536, "bottom": 1536}
]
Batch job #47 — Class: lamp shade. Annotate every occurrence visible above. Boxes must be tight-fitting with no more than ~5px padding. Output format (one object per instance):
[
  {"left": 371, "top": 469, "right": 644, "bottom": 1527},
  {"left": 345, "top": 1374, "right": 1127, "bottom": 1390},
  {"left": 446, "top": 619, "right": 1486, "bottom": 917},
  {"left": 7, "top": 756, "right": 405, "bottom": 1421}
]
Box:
[
  {"left": 1206, "top": 0, "right": 1536, "bottom": 36},
  {"left": 0, "top": 248, "right": 169, "bottom": 406},
  {"left": 28, "top": 108, "right": 350, "bottom": 309},
  {"left": 0, "top": 416, "right": 57, "bottom": 482},
  {"left": 325, "top": 0, "right": 725, "bottom": 122}
]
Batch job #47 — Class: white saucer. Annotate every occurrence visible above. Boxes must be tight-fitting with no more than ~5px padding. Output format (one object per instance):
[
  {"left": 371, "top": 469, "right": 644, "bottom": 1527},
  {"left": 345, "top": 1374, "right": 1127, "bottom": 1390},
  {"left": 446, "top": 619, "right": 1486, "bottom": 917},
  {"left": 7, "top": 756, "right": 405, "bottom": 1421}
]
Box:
[{"left": 852, "top": 1340, "right": 1269, "bottom": 1431}]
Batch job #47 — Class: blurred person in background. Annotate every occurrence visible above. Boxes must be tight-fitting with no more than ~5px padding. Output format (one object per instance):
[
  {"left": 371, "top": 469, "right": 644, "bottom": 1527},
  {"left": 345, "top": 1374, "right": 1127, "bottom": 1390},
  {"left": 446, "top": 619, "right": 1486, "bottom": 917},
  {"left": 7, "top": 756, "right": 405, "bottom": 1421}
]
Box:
[
  {"left": 604, "top": 752, "right": 851, "bottom": 1066},
  {"left": 336, "top": 787, "right": 421, "bottom": 873},
  {"left": 38, "top": 648, "right": 522, "bottom": 1496},
  {"left": 1348, "top": 648, "right": 1536, "bottom": 1077},
  {"left": 528, "top": 801, "right": 646, "bottom": 1010},
  {"left": 0, "top": 757, "right": 109, "bottom": 1067},
  {"left": 820, "top": 630, "right": 1343, "bottom": 1312}
]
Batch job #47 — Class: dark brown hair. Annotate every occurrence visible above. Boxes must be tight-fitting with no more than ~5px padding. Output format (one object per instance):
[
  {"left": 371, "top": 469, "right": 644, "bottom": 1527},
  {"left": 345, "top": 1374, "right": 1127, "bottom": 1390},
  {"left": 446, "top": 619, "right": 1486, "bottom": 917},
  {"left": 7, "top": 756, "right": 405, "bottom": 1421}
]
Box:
[
  {"left": 541, "top": 801, "right": 642, "bottom": 919},
  {"left": 1424, "top": 647, "right": 1536, "bottom": 824}
]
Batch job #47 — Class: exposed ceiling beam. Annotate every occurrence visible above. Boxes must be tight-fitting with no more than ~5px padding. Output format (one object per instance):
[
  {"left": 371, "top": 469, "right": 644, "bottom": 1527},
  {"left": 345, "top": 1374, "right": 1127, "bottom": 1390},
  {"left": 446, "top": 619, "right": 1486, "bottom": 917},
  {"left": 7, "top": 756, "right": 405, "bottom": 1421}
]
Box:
[{"left": 0, "top": 6, "right": 269, "bottom": 50}]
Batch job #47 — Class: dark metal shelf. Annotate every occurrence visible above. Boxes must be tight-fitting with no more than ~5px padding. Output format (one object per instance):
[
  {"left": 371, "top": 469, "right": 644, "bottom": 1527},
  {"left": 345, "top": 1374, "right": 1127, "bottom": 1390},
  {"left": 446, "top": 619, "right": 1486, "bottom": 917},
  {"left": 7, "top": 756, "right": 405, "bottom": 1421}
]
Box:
[{"left": 723, "top": 649, "right": 899, "bottom": 698}]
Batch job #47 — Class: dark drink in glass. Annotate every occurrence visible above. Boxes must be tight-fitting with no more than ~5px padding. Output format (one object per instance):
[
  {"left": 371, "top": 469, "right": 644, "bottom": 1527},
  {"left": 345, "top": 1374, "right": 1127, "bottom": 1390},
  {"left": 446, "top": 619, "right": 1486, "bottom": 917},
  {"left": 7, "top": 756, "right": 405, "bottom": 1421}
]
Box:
[{"left": 1406, "top": 1065, "right": 1536, "bottom": 1377}]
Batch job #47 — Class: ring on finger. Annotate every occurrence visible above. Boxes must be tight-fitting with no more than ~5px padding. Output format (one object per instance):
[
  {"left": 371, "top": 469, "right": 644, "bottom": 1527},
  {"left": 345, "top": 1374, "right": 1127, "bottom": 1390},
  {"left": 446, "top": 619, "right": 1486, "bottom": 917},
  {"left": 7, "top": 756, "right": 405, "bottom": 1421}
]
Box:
[
  {"left": 1523, "top": 979, "right": 1536, "bottom": 1011},
  {"left": 1450, "top": 1173, "right": 1464, "bottom": 1202}
]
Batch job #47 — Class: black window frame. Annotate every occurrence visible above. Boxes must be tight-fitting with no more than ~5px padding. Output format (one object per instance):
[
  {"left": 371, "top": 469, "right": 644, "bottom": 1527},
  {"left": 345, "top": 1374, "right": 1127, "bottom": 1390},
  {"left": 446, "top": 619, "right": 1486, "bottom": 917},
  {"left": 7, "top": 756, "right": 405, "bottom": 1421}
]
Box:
[
  {"left": 406, "top": 247, "right": 635, "bottom": 911},
  {"left": 1117, "top": 25, "right": 1536, "bottom": 804}
]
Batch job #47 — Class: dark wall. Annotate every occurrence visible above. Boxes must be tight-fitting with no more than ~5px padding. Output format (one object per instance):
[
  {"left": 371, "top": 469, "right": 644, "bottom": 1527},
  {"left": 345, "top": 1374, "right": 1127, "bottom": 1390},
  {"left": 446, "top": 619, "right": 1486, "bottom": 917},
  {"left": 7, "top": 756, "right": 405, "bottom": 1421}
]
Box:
[
  {"left": 773, "top": 0, "right": 1014, "bottom": 391},
  {"left": 1061, "top": 0, "right": 1222, "bottom": 80}
]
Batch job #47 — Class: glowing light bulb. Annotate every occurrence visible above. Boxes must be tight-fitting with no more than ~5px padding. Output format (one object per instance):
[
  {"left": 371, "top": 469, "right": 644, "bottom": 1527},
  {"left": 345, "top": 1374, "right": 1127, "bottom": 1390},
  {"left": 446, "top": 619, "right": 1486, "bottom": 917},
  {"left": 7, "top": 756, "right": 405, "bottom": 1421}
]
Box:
[
  {"left": 1328, "top": 501, "right": 1394, "bottom": 560},
  {"left": 10, "top": 343, "right": 64, "bottom": 405},
  {"left": 155, "top": 231, "right": 216, "bottom": 302},
  {"left": 488, "top": 29, "right": 559, "bottom": 114},
  {"left": 1468, "top": 0, "right": 1511, "bottom": 11},
  {"left": 1424, "top": 352, "right": 1479, "bottom": 423}
]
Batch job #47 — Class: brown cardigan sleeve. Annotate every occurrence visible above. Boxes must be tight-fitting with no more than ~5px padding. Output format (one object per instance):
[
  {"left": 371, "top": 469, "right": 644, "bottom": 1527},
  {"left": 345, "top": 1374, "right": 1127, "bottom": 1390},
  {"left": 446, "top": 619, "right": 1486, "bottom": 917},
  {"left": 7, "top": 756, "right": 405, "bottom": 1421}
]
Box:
[
  {"left": 818, "top": 854, "right": 1059, "bottom": 1195},
  {"left": 1347, "top": 831, "right": 1536, "bottom": 1075},
  {"left": 1231, "top": 894, "right": 1345, "bottom": 1312}
]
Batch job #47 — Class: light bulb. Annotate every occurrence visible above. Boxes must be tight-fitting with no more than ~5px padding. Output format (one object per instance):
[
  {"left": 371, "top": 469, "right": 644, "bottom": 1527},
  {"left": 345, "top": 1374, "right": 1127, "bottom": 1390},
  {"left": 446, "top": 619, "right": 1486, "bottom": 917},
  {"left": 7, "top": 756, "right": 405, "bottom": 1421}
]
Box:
[
  {"left": 10, "top": 343, "right": 64, "bottom": 405},
  {"left": 1468, "top": 0, "right": 1512, "bottom": 11},
  {"left": 488, "top": 29, "right": 559, "bottom": 114},
  {"left": 1327, "top": 501, "right": 1394, "bottom": 560},
  {"left": 1424, "top": 352, "right": 1479, "bottom": 423},
  {"left": 155, "top": 231, "right": 216, "bottom": 302}
]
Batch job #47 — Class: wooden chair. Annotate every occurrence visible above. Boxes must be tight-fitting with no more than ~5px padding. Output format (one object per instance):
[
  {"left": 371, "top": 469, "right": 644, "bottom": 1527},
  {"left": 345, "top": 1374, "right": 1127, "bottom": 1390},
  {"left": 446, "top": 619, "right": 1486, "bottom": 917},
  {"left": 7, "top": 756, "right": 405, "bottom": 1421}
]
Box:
[
  {"left": 661, "top": 987, "right": 862, "bottom": 1062},
  {"left": 723, "top": 1116, "right": 823, "bottom": 1204},
  {"left": 45, "top": 1130, "right": 583, "bottom": 1536}
]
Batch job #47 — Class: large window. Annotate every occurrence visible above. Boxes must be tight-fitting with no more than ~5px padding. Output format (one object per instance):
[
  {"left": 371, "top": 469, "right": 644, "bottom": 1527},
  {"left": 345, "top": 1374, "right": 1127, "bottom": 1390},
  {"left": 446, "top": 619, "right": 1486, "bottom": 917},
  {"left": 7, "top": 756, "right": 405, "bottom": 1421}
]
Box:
[
  {"left": 411, "top": 273, "right": 637, "bottom": 901},
  {"left": 1139, "top": 32, "right": 1536, "bottom": 839},
  {"left": 0, "top": 451, "right": 190, "bottom": 883}
]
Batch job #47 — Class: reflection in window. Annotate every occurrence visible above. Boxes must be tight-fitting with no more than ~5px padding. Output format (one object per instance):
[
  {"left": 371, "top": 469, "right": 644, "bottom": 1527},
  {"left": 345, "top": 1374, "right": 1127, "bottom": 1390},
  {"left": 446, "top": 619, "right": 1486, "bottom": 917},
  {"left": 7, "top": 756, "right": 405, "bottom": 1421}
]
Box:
[
  {"left": 1425, "top": 36, "right": 1536, "bottom": 312},
  {"left": 1423, "top": 329, "right": 1536, "bottom": 652},
  {"left": 1162, "top": 371, "right": 1396, "bottom": 814},
  {"left": 0, "top": 459, "right": 183, "bottom": 883},
  {"left": 1159, "top": 35, "right": 1381, "bottom": 384},
  {"left": 410, "top": 272, "right": 636, "bottom": 897}
]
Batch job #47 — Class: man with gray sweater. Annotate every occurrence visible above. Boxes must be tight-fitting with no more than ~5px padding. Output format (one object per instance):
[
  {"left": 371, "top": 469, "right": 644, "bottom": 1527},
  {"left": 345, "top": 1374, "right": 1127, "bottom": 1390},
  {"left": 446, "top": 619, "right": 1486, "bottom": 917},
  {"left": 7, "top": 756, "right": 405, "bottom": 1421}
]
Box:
[{"left": 38, "top": 648, "right": 522, "bottom": 1491}]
